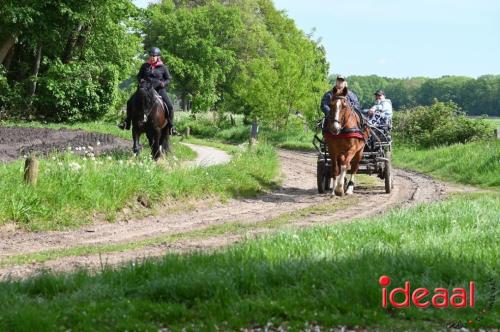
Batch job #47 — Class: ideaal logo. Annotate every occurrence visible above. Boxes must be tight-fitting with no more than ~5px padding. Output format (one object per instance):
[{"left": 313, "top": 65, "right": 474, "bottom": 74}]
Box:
[{"left": 379, "top": 275, "right": 475, "bottom": 308}]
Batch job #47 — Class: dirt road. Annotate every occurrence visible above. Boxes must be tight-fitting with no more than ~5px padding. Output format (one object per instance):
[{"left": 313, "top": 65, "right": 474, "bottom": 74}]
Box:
[{"left": 0, "top": 147, "right": 447, "bottom": 279}]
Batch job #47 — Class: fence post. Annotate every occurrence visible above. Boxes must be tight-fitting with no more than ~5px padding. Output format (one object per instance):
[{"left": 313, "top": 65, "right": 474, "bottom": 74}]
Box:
[
  {"left": 24, "top": 155, "right": 39, "bottom": 186},
  {"left": 494, "top": 127, "right": 500, "bottom": 139}
]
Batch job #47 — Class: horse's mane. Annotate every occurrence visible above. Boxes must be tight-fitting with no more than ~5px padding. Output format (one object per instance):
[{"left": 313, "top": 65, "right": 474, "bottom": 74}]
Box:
[{"left": 139, "top": 83, "right": 163, "bottom": 115}]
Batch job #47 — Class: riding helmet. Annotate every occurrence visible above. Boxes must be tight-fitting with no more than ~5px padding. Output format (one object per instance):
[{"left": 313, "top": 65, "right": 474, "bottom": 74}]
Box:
[{"left": 149, "top": 47, "right": 161, "bottom": 56}]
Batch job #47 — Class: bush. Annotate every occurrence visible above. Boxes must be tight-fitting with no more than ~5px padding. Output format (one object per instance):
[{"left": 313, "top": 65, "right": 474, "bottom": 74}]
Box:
[
  {"left": 0, "top": 65, "right": 26, "bottom": 119},
  {"left": 36, "top": 60, "right": 120, "bottom": 122},
  {"left": 393, "top": 101, "right": 493, "bottom": 147}
]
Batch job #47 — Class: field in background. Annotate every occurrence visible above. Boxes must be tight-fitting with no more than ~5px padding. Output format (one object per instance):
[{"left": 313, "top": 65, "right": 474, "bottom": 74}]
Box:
[{"left": 0, "top": 193, "right": 497, "bottom": 331}]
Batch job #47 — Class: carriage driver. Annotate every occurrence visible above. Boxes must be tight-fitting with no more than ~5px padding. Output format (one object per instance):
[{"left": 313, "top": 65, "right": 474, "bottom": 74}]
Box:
[
  {"left": 119, "top": 47, "right": 177, "bottom": 135},
  {"left": 320, "top": 75, "right": 361, "bottom": 129}
]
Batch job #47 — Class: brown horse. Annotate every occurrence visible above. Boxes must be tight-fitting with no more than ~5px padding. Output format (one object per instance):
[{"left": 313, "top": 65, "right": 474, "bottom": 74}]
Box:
[
  {"left": 325, "top": 87, "right": 370, "bottom": 196},
  {"left": 126, "top": 81, "right": 170, "bottom": 160}
]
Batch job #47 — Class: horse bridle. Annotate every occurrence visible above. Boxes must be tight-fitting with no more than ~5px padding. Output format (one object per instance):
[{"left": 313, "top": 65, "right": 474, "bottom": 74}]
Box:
[{"left": 331, "top": 96, "right": 352, "bottom": 127}]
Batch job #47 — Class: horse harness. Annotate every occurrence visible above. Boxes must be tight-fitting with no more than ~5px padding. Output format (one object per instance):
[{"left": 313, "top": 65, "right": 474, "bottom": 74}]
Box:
[{"left": 328, "top": 95, "right": 366, "bottom": 136}]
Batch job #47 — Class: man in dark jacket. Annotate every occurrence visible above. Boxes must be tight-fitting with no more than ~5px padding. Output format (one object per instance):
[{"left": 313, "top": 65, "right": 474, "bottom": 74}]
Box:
[
  {"left": 320, "top": 75, "right": 361, "bottom": 117},
  {"left": 119, "top": 47, "right": 177, "bottom": 134}
]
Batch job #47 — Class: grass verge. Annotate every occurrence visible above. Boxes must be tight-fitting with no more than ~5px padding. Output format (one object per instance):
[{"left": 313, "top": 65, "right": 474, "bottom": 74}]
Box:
[
  {"left": 393, "top": 140, "right": 500, "bottom": 189},
  {"left": 0, "top": 140, "right": 279, "bottom": 231},
  {"left": 0, "top": 193, "right": 497, "bottom": 331}
]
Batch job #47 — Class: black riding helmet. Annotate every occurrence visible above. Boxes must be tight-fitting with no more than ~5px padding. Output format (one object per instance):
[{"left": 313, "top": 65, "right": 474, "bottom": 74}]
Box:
[{"left": 149, "top": 47, "right": 161, "bottom": 56}]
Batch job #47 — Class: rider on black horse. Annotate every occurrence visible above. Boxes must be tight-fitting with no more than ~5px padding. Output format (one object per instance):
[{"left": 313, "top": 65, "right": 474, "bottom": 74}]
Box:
[{"left": 119, "top": 47, "right": 177, "bottom": 134}]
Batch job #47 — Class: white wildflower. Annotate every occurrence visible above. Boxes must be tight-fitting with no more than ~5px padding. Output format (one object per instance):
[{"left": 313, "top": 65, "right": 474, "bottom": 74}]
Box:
[
  {"left": 68, "top": 162, "right": 82, "bottom": 171},
  {"left": 96, "top": 140, "right": 101, "bottom": 146},
  {"left": 107, "top": 156, "right": 112, "bottom": 161}
]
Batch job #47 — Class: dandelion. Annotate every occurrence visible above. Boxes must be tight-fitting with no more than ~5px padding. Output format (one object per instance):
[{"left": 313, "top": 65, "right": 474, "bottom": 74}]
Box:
[{"left": 68, "top": 162, "right": 82, "bottom": 171}]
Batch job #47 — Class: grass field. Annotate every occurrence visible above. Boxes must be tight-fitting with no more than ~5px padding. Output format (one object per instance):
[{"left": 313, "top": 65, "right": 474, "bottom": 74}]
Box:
[
  {"left": 0, "top": 192, "right": 497, "bottom": 331},
  {"left": 0, "top": 121, "right": 280, "bottom": 231},
  {"left": 393, "top": 140, "right": 500, "bottom": 189}
]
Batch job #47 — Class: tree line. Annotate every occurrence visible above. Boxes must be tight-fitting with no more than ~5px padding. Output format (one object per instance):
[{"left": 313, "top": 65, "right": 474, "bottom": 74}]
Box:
[
  {"left": 330, "top": 74, "right": 500, "bottom": 116},
  {"left": 2, "top": 0, "right": 497, "bottom": 126},
  {"left": 0, "top": 0, "right": 329, "bottom": 126}
]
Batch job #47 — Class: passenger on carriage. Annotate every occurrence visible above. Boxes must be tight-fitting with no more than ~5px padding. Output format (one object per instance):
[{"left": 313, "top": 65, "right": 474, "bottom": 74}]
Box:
[{"left": 362, "top": 90, "right": 393, "bottom": 128}]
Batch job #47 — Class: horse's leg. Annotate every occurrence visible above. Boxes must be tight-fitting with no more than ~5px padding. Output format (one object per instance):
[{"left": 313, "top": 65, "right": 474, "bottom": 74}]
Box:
[
  {"left": 132, "top": 124, "right": 141, "bottom": 155},
  {"left": 160, "top": 126, "right": 170, "bottom": 154},
  {"left": 151, "top": 127, "right": 162, "bottom": 161},
  {"left": 334, "top": 139, "right": 360, "bottom": 196},
  {"left": 334, "top": 154, "right": 348, "bottom": 196},
  {"left": 346, "top": 146, "right": 363, "bottom": 195}
]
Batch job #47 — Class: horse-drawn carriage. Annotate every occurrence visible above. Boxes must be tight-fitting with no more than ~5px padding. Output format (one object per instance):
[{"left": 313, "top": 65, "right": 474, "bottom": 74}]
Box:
[{"left": 313, "top": 117, "right": 394, "bottom": 194}]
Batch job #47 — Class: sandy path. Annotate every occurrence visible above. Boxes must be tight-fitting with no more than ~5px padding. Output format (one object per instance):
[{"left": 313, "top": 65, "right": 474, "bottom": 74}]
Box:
[
  {"left": 182, "top": 143, "right": 231, "bottom": 167},
  {"left": 0, "top": 147, "right": 449, "bottom": 279}
]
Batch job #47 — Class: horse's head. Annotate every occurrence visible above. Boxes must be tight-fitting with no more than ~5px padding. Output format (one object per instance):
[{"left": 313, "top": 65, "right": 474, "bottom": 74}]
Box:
[
  {"left": 329, "top": 87, "right": 351, "bottom": 134},
  {"left": 137, "top": 80, "right": 157, "bottom": 110}
]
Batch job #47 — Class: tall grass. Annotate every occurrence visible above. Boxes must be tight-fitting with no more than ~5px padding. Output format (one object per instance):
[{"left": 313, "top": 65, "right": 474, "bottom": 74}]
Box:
[
  {"left": 0, "top": 193, "right": 497, "bottom": 331},
  {"left": 0, "top": 144, "right": 278, "bottom": 231},
  {"left": 393, "top": 140, "right": 500, "bottom": 189}
]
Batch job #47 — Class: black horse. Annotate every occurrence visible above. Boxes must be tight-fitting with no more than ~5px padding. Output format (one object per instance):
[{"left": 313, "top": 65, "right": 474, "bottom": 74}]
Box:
[{"left": 126, "top": 81, "right": 170, "bottom": 160}]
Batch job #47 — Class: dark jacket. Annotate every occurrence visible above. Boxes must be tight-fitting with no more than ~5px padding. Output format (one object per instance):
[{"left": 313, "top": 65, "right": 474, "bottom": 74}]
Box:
[
  {"left": 137, "top": 60, "right": 172, "bottom": 90},
  {"left": 320, "top": 90, "right": 361, "bottom": 115}
]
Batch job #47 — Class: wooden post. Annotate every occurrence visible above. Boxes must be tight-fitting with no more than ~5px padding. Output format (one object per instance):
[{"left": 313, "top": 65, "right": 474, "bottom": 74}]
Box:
[
  {"left": 250, "top": 119, "right": 259, "bottom": 145},
  {"left": 185, "top": 126, "right": 191, "bottom": 137},
  {"left": 24, "top": 156, "right": 39, "bottom": 186},
  {"left": 494, "top": 127, "right": 500, "bottom": 139}
]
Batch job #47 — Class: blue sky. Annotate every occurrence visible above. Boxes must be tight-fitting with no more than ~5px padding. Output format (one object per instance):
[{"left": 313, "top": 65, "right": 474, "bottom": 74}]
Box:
[{"left": 133, "top": 0, "right": 500, "bottom": 78}]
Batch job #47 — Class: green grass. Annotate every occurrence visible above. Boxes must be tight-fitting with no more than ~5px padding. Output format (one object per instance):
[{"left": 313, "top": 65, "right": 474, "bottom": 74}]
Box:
[
  {"left": 0, "top": 193, "right": 497, "bottom": 331},
  {"left": 176, "top": 111, "right": 317, "bottom": 151},
  {"left": 487, "top": 118, "right": 500, "bottom": 127},
  {"left": 0, "top": 122, "right": 279, "bottom": 230},
  {"left": 393, "top": 140, "right": 500, "bottom": 189}
]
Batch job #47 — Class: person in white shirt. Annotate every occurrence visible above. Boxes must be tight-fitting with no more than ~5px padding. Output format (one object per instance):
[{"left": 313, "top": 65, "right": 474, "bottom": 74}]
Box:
[{"left": 363, "top": 90, "right": 393, "bottom": 127}]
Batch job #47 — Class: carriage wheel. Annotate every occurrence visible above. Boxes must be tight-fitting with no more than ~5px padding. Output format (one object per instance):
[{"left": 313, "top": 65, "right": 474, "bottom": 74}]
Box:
[
  {"left": 386, "top": 151, "right": 394, "bottom": 189},
  {"left": 384, "top": 160, "right": 392, "bottom": 193},
  {"left": 317, "top": 160, "right": 331, "bottom": 194}
]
